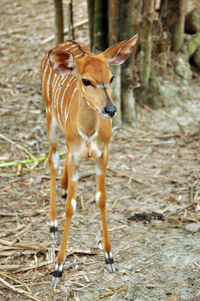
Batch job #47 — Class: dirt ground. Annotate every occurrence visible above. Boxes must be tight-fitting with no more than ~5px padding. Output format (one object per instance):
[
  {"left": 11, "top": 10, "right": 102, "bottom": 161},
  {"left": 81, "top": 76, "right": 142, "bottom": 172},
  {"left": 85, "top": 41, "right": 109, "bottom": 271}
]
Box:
[{"left": 0, "top": 1, "right": 200, "bottom": 300}]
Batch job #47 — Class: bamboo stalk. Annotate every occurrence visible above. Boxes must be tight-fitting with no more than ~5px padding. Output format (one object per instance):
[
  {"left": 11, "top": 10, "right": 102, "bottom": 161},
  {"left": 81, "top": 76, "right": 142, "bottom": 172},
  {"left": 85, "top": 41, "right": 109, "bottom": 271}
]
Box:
[
  {"left": 87, "top": 0, "right": 94, "bottom": 50},
  {"left": 66, "top": 0, "right": 74, "bottom": 40},
  {"left": 93, "top": 0, "right": 108, "bottom": 51},
  {"left": 0, "top": 133, "right": 39, "bottom": 168},
  {"left": 54, "top": 0, "right": 64, "bottom": 44},
  {"left": 139, "top": 0, "right": 155, "bottom": 87},
  {"left": 0, "top": 151, "right": 66, "bottom": 168},
  {"left": 120, "top": 0, "right": 138, "bottom": 124},
  {"left": 109, "top": 0, "right": 122, "bottom": 126},
  {"left": 111, "top": 65, "right": 122, "bottom": 126},
  {"left": 173, "top": 0, "right": 187, "bottom": 53}
]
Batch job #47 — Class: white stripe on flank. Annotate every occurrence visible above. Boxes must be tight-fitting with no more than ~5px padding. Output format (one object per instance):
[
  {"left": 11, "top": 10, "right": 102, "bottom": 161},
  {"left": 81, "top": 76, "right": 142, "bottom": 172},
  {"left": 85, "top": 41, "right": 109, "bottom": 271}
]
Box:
[
  {"left": 68, "top": 44, "right": 78, "bottom": 51},
  {"left": 53, "top": 75, "right": 60, "bottom": 109},
  {"left": 41, "top": 57, "right": 49, "bottom": 94},
  {"left": 62, "top": 76, "right": 75, "bottom": 120},
  {"left": 74, "top": 53, "right": 84, "bottom": 58},
  {"left": 59, "top": 74, "right": 70, "bottom": 123},
  {"left": 47, "top": 67, "right": 52, "bottom": 100},
  {"left": 41, "top": 56, "right": 47, "bottom": 70},
  {"left": 65, "top": 86, "right": 77, "bottom": 124}
]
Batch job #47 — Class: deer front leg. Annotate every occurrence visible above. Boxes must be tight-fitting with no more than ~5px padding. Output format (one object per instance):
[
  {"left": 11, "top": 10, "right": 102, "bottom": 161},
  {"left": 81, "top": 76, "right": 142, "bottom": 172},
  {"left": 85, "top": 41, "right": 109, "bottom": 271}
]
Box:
[
  {"left": 52, "top": 151, "right": 79, "bottom": 286},
  {"left": 96, "top": 147, "right": 116, "bottom": 273}
]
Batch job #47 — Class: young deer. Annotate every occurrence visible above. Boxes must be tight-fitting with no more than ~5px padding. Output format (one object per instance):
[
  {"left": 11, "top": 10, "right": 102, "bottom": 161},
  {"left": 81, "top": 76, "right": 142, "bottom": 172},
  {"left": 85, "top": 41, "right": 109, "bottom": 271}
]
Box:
[{"left": 41, "top": 35, "right": 138, "bottom": 285}]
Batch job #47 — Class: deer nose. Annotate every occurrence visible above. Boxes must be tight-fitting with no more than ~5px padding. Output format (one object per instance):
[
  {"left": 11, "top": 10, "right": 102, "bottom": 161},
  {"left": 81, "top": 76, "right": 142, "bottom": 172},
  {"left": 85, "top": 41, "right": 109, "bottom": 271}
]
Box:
[{"left": 105, "top": 106, "right": 116, "bottom": 117}]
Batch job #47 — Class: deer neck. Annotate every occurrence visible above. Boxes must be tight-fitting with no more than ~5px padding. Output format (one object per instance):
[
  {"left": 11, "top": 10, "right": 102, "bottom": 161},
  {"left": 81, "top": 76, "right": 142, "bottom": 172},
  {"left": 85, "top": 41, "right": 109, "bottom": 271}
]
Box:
[{"left": 78, "top": 96, "right": 99, "bottom": 137}]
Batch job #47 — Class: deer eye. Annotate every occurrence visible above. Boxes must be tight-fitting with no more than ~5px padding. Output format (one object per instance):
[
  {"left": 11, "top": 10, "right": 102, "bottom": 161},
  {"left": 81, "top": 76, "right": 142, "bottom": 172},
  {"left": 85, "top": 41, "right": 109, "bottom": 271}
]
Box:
[
  {"left": 82, "top": 78, "right": 92, "bottom": 86},
  {"left": 110, "top": 76, "right": 115, "bottom": 83}
]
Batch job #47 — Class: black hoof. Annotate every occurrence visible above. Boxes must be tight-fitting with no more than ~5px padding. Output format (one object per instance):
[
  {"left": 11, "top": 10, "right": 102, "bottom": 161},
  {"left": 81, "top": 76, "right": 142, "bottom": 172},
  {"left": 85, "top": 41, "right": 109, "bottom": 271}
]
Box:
[
  {"left": 51, "top": 263, "right": 63, "bottom": 286},
  {"left": 105, "top": 252, "right": 116, "bottom": 273}
]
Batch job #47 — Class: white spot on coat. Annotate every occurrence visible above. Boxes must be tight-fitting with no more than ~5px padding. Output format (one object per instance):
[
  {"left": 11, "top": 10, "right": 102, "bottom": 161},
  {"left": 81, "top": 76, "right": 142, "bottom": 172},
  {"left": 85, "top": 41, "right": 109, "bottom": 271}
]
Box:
[
  {"left": 72, "top": 171, "right": 79, "bottom": 182},
  {"left": 72, "top": 198, "right": 76, "bottom": 212},
  {"left": 52, "top": 151, "right": 59, "bottom": 169},
  {"left": 96, "top": 192, "right": 101, "bottom": 203}
]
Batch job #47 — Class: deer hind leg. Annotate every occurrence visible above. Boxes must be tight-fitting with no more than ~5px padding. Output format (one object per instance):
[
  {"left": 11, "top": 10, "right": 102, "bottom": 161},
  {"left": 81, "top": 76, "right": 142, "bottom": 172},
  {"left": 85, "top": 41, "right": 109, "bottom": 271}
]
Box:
[
  {"left": 95, "top": 148, "right": 116, "bottom": 273},
  {"left": 61, "top": 155, "right": 68, "bottom": 204},
  {"left": 52, "top": 151, "right": 79, "bottom": 286},
  {"left": 47, "top": 115, "right": 59, "bottom": 240}
]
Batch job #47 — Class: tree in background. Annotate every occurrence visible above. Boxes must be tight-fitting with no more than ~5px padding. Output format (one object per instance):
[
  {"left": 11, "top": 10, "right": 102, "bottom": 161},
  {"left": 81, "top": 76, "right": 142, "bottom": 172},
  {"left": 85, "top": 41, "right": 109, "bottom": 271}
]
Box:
[
  {"left": 54, "top": 0, "right": 64, "bottom": 44},
  {"left": 54, "top": 0, "right": 200, "bottom": 125},
  {"left": 109, "top": 0, "right": 121, "bottom": 125},
  {"left": 120, "top": 0, "right": 139, "bottom": 124},
  {"left": 88, "top": 0, "right": 139, "bottom": 125}
]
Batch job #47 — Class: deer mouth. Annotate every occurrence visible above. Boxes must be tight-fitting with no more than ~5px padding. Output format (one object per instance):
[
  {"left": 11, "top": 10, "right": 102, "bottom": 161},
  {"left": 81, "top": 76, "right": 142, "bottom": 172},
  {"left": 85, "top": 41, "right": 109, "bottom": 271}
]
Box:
[{"left": 96, "top": 108, "right": 117, "bottom": 119}]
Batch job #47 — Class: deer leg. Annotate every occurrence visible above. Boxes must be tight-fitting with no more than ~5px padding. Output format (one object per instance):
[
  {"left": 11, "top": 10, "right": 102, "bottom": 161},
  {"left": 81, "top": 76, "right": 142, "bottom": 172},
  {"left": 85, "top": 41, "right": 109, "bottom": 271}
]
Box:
[
  {"left": 52, "top": 151, "right": 79, "bottom": 286},
  {"left": 47, "top": 115, "right": 59, "bottom": 240},
  {"left": 61, "top": 154, "right": 68, "bottom": 204},
  {"left": 95, "top": 148, "right": 116, "bottom": 273},
  {"left": 48, "top": 142, "right": 59, "bottom": 240}
]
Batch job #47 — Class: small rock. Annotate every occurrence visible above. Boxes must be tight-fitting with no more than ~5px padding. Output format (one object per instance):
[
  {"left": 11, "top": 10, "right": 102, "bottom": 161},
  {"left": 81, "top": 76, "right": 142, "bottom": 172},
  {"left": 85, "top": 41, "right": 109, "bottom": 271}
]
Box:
[
  {"left": 193, "top": 47, "right": 200, "bottom": 70},
  {"left": 185, "top": 8, "right": 200, "bottom": 34},
  {"left": 33, "top": 176, "right": 42, "bottom": 185},
  {"left": 175, "top": 56, "right": 192, "bottom": 80},
  {"left": 16, "top": 84, "right": 24, "bottom": 89},
  {"left": 185, "top": 223, "right": 200, "bottom": 233}
]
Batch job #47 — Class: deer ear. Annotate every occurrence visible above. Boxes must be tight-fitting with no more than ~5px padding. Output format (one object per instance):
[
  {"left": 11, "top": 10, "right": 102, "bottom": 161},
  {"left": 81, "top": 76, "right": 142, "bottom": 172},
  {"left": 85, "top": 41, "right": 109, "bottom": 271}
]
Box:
[
  {"left": 48, "top": 49, "right": 75, "bottom": 76},
  {"left": 101, "top": 34, "right": 138, "bottom": 65}
]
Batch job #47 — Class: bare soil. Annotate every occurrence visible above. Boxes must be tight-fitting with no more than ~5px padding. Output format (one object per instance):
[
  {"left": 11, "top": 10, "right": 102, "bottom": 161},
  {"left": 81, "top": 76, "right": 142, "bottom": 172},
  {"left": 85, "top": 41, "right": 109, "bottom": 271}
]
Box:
[{"left": 0, "top": 1, "right": 200, "bottom": 300}]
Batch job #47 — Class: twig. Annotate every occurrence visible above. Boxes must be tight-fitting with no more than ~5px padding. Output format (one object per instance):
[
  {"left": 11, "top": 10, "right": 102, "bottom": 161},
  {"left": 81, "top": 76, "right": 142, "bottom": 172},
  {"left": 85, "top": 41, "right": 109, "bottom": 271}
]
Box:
[
  {"left": 0, "top": 133, "right": 39, "bottom": 169},
  {"left": 0, "top": 239, "right": 49, "bottom": 251},
  {"left": 99, "top": 286, "right": 127, "bottom": 299},
  {"left": 0, "top": 277, "right": 44, "bottom": 301},
  {"left": 110, "top": 197, "right": 119, "bottom": 210},
  {"left": 0, "top": 150, "right": 66, "bottom": 168}
]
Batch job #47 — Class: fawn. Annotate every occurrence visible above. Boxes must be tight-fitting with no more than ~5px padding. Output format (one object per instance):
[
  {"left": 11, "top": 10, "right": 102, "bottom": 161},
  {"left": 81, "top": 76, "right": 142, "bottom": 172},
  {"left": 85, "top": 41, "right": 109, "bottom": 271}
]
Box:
[{"left": 41, "top": 34, "right": 138, "bottom": 285}]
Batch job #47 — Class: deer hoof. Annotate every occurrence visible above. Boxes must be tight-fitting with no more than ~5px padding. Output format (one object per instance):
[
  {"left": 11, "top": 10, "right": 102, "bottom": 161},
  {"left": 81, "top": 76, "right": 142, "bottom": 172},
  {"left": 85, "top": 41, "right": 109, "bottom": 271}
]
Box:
[
  {"left": 105, "top": 252, "right": 116, "bottom": 273},
  {"left": 51, "top": 263, "right": 63, "bottom": 286}
]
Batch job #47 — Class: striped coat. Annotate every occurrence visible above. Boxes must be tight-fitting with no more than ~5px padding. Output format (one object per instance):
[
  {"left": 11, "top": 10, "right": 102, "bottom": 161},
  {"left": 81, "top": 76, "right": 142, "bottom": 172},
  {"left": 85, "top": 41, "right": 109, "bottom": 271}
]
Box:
[{"left": 41, "top": 41, "right": 91, "bottom": 130}]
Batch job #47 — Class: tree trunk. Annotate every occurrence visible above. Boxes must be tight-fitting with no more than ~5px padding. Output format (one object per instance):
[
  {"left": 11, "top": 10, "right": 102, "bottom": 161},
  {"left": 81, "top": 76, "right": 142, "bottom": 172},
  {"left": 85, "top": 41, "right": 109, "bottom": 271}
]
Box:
[
  {"left": 87, "top": 0, "right": 95, "bottom": 50},
  {"left": 173, "top": 0, "right": 187, "bottom": 53},
  {"left": 109, "top": 0, "right": 121, "bottom": 126},
  {"left": 159, "top": 0, "right": 187, "bottom": 53},
  {"left": 54, "top": 0, "right": 64, "bottom": 44},
  {"left": 120, "top": 0, "right": 138, "bottom": 124},
  {"left": 93, "top": 0, "right": 108, "bottom": 51},
  {"left": 66, "top": 0, "right": 75, "bottom": 40},
  {"left": 110, "top": 65, "right": 122, "bottom": 126},
  {"left": 139, "top": 0, "right": 154, "bottom": 87}
]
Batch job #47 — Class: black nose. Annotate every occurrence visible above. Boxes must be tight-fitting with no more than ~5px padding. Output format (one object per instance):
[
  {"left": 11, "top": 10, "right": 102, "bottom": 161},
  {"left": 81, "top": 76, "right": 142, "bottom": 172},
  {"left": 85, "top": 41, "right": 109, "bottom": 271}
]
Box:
[{"left": 105, "top": 106, "right": 116, "bottom": 117}]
